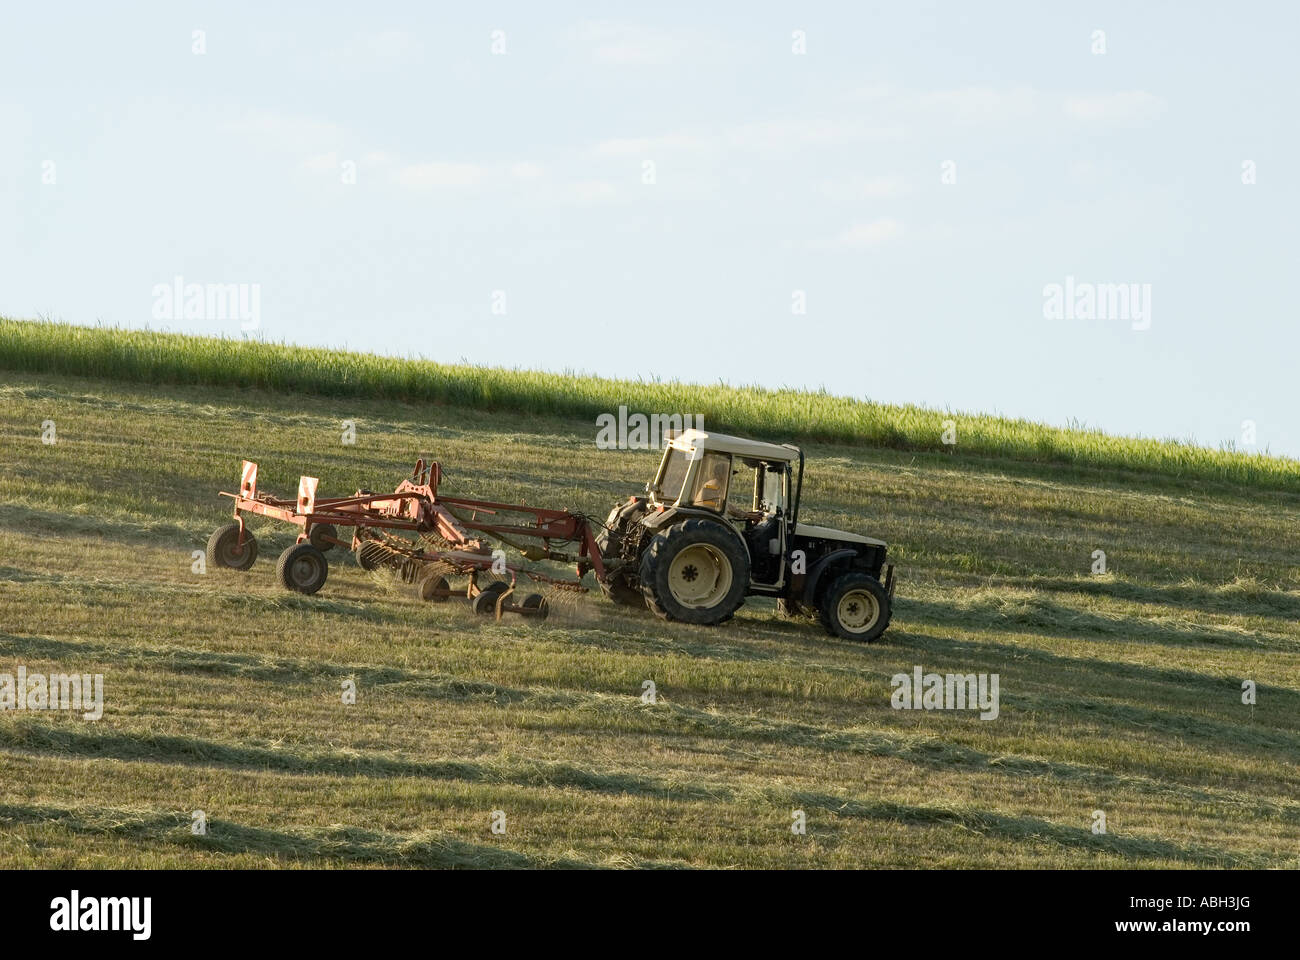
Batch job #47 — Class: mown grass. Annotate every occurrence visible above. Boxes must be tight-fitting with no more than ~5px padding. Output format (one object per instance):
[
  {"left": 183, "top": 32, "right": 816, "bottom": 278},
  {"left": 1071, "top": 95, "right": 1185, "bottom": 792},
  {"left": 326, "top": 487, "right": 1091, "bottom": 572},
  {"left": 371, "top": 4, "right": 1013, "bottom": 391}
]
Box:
[
  {"left": 4, "top": 316, "right": 1298, "bottom": 491},
  {"left": 0, "top": 370, "right": 1297, "bottom": 868}
]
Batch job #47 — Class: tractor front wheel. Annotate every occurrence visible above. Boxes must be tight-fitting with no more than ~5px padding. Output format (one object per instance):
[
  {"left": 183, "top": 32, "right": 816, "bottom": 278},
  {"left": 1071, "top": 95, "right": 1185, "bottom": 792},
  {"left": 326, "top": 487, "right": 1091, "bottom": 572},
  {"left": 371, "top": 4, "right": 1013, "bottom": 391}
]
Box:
[{"left": 818, "top": 571, "right": 891, "bottom": 642}]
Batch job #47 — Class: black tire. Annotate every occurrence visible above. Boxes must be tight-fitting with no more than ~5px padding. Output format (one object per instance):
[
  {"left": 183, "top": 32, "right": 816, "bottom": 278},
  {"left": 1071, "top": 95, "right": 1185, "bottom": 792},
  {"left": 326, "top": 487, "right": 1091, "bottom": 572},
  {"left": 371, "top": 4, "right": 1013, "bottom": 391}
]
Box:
[
  {"left": 639, "top": 518, "right": 749, "bottom": 625},
  {"left": 207, "top": 523, "right": 258, "bottom": 571},
  {"left": 818, "top": 571, "right": 891, "bottom": 642},
  {"left": 309, "top": 523, "right": 339, "bottom": 552},
  {"left": 472, "top": 580, "right": 509, "bottom": 616},
  {"left": 417, "top": 574, "right": 451, "bottom": 602},
  {"left": 521, "top": 593, "right": 549, "bottom": 620},
  {"left": 277, "top": 542, "right": 329, "bottom": 595}
]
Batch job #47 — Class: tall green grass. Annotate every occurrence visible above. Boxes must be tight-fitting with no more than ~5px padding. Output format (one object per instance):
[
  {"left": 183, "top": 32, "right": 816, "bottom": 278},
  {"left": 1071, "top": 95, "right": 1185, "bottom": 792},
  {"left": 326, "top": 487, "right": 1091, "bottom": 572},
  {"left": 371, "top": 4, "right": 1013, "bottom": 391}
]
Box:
[{"left": 3, "top": 316, "right": 1297, "bottom": 491}]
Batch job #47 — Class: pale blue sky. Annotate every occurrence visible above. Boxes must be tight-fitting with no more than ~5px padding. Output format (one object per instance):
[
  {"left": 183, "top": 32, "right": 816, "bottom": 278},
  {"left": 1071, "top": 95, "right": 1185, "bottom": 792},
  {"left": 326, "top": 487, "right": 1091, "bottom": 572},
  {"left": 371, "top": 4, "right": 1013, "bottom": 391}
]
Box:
[{"left": 3, "top": 2, "right": 1296, "bottom": 454}]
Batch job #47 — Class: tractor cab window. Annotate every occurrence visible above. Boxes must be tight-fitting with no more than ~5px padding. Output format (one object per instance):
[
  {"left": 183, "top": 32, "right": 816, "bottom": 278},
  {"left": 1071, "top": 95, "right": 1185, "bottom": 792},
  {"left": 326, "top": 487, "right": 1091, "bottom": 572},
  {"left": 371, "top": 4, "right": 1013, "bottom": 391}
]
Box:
[
  {"left": 657, "top": 449, "right": 691, "bottom": 502},
  {"left": 757, "top": 462, "right": 786, "bottom": 516},
  {"left": 726, "top": 457, "right": 781, "bottom": 520},
  {"left": 690, "top": 452, "right": 731, "bottom": 511}
]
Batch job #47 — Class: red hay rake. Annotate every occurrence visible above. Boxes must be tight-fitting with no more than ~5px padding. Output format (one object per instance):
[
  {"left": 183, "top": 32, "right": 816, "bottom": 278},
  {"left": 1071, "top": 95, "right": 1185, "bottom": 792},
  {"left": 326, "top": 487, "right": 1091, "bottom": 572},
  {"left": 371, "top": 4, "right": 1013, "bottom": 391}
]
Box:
[{"left": 206, "top": 458, "right": 608, "bottom": 621}]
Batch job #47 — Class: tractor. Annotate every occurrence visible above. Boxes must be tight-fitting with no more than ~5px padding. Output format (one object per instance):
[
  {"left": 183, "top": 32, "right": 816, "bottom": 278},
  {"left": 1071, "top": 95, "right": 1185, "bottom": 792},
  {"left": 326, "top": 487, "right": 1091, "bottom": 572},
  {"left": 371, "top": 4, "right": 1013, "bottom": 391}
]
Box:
[{"left": 595, "top": 429, "right": 895, "bottom": 641}]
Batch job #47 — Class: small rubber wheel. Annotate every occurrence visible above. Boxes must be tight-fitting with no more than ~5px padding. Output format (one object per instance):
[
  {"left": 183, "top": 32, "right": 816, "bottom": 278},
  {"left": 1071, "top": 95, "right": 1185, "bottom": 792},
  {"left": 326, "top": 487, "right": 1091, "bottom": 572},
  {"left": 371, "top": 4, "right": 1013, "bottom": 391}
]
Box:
[
  {"left": 309, "top": 523, "right": 338, "bottom": 552},
  {"left": 207, "top": 523, "right": 258, "bottom": 571},
  {"left": 472, "top": 581, "right": 509, "bottom": 616},
  {"left": 356, "top": 540, "right": 385, "bottom": 571},
  {"left": 418, "top": 575, "right": 451, "bottom": 603},
  {"left": 277, "top": 542, "right": 328, "bottom": 595},
  {"left": 521, "top": 593, "right": 549, "bottom": 620}
]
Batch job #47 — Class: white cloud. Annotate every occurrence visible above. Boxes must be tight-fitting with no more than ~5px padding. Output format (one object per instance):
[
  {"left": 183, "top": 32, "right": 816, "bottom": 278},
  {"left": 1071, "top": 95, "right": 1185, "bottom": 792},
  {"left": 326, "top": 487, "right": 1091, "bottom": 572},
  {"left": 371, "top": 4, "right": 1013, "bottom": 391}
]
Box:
[
  {"left": 571, "top": 21, "right": 692, "bottom": 65},
  {"left": 297, "top": 149, "right": 542, "bottom": 189},
  {"left": 833, "top": 219, "right": 903, "bottom": 248},
  {"left": 227, "top": 108, "right": 345, "bottom": 147},
  {"left": 300, "top": 150, "right": 394, "bottom": 177},
  {"left": 1064, "top": 91, "right": 1166, "bottom": 123},
  {"left": 385, "top": 159, "right": 607, "bottom": 205},
  {"left": 365, "top": 30, "right": 420, "bottom": 61},
  {"left": 914, "top": 86, "right": 1041, "bottom": 124},
  {"left": 251, "top": 30, "right": 422, "bottom": 64},
  {"left": 393, "top": 162, "right": 486, "bottom": 189},
  {"left": 726, "top": 117, "right": 902, "bottom": 150},
  {"left": 852, "top": 84, "right": 1165, "bottom": 129},
  {"left": 595, "top": 131, "right": 706, "bottom": 156},
  {"left": 594, "top": 117, "right": 900, "bottom": 158},
  {"left": 509, "top": 162, "right": 544, "bottom": 180},
  {"left": 301, "top": 152, "right": 341, "bottom": 173},
  {"left": 820, "top": 175, "right": 908, "bottom": 201},
  {"left": 566, "top": 180, "right": 618, "bottom": 205}
]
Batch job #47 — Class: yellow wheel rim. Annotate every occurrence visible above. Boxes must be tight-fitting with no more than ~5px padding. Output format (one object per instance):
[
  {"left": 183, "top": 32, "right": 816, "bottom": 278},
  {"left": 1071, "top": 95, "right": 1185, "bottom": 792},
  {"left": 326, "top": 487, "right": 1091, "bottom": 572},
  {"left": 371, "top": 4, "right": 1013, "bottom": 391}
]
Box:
[
  {"left": 836, "top": 589, "right": 880, "bottom": 634},
  {"left": 667, "top": 543, "right": 733, "bottom": 608}
]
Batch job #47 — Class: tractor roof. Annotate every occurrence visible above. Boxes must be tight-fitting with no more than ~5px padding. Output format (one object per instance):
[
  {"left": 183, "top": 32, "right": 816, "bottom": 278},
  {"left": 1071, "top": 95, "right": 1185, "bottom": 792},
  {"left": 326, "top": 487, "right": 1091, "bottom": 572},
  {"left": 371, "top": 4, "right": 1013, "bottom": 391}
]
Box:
[{"left": 667, "top": 429, "right": 798, "bottom": 462}]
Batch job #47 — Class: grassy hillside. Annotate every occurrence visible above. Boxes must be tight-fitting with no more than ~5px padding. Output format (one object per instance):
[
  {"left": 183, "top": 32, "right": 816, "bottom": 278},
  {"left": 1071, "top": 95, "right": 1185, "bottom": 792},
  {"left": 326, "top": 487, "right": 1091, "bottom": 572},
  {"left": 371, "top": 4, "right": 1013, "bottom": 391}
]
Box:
[
  {"left": 4, "top": 317, "right": 1298, "bottom": 491},
  {"left": 0, "top": 349, "right": 1298, "bottom": 866}
]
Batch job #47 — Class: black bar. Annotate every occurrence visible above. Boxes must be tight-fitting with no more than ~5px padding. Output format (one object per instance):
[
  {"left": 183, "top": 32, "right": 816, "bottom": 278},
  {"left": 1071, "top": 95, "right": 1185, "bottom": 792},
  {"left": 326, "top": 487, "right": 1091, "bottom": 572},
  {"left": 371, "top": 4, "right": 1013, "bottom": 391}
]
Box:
[{"left": 0, "top": 869, "right": 1282, "bottom": 947}]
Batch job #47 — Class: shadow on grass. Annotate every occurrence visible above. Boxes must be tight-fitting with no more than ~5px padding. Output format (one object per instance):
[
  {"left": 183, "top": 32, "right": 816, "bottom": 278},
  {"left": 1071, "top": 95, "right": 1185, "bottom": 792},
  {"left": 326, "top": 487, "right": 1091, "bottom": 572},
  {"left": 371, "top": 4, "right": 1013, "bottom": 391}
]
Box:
[
  {"left": 891, "top": 626, "right": 1300, "bottom": 728},
  {"left": 0, "top": 758, "right": 1277, "bottom": 868},
  {"left": 900, "top": 594, "right": 1294, "bottom": 653},
  {"left": 0, "top": 800, "right": 592, "bottom": 868},
  {"left": 1015, "top": 574, "right": 1300, "bottom": 622},
  {"left": 783, "top": 790, "right": 1279, "bottom": 868},
  {"left": 4, "top": 629, "right": 1297, "bottom": 821}
]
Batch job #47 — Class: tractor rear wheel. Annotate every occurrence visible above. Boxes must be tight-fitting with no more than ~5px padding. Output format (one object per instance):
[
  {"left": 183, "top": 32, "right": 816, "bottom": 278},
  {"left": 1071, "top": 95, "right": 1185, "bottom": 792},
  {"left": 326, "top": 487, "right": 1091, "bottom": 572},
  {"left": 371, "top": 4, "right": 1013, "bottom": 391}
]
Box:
[
  {"left": 207, "top": 523, "right": 258, "bottom": 571},
  {"left": 818, "top": 571, "right": 891, "bottom": 642},
  {"left": 277, "top": 542, "right": 329, "bottom": 595},
  {"left": 639, "top": 519, "right": 749, "bottom": 625}
]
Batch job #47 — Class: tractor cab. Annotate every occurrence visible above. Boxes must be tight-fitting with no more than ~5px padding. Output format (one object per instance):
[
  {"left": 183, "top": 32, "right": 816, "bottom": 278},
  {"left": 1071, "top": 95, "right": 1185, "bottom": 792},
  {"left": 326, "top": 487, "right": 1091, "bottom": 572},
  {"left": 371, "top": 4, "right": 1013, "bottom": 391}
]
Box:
[{"left": 647, "top": 429, "right": 800, "bottom": 585}]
